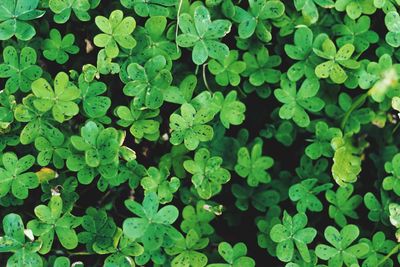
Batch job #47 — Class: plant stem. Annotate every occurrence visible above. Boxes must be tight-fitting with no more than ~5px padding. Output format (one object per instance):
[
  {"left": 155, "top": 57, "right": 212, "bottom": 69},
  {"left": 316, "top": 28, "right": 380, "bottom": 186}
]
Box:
[
  {"left": 378, "top": 243, "right": 400, "bottom": 266},
  {"left": 202, "top": 64, "right": 212, "bottom": 92},
  {"left": 175, "top": 0, "right": 183, "bottom": 52},
  {"left": 340, "top": 91, "right": 370, "bottom": 130}
]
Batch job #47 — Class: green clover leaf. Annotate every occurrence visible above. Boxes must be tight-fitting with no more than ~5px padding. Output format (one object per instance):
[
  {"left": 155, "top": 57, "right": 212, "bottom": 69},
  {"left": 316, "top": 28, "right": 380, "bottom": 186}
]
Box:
[
  {"left": 123, "top": 55, "right": 171, "bottom": 109},
  {"left": 141, "top": 167, "right": 180, "bottom": 204},
  {"left": 314, "top": 37, "right": 360, "bottom": 84},
  {"left": 334, "top": 0, "right": 376, "bottom": 19},
  {"left": 177, "top": 5, "right": 232, "bottom": 65},
  {"left": 94, "top": 10, "right": 136, "bottom": 58},
  {"left": 123, "top": 192, "right": 181, "bottom": 251},
  {"left": 270, "top": 211, "right": 317, "bottom": 263},
  {"left": 0, "top": 152, "right": 38, "bottom": 200},
  {"left": 77, "top": 207, "right": 117, "bottom": 254},
  {"left": 0, "top": 0, "right": 45, "bottom": 40},
  {"left": 115, "top": 101, "right": 160, "bottom": 142},
  {"left": 27, "top": 194, "right": 82, "bottom": 254},
  {"left": 14, "top": 95, "right": 64, "bottom": 145},
  {"left": 0, "top": 213, "right": 43, "bottom": 267},
  {"left": 331, "top": 135, "right": 366, "bottom": 186},
  {"left": 208, "top": 50, "right": 246, "bottom": 86},
  {"left": 66, "top": 121, "right": 121, "bottom": 184},
  {"left": 180, "top": 200, "right": 215, "bottom": 236},
  {"left": 165, "top": 229, "right": 209, "bottom": 267},
  {"left": 103, "top": 229, "right": 144, "bottom": 267},
  {"left": 325, "top": 184, "right": 362, "bottom": 227},
  {"left": 284, "top": 26, "right": 316, "bottom": 82},
  {"left": 294, "top": 0, "right": 334, "bottom": 24},
  {"left": 383, "top": 153, "right": 400, "bottom": 196},
  {"left": 385, "top": 11, "right": 400, "bottom": 47},
  {"left": 43, "top": 29, "right": 79, "bottom": 64},
  {"left": 32, "top": 72, "right": 80, "bottom": 123},
  {"left": 289, "top": 178, "right": 333, "bottom": 213},
  {"left": 305, "top": 121, "right": 342, "bottom": 160},
  {"left": 212, "top": 90, "right": 246, "bottom": 129},
  {"left": 121, "top": 0, "right": 177, "bottom": 17},
  {"left": 234, "top": 141, "right": 274, "bottom": 187},
  {"left": 274, "top": 75, "right": 324, "bottom": 128},
  {"left": 333, "top": 15, "right": 379, "bottom": 54},
  {"left": 232, "top": 0, "right": 285, "bottom": 42},
  {"left": 78, "top": 75, "right": 111, "bottom": 119},
  {"left": 242, "top": 46, "right": 281, "bottom": 86},
  {"left": 315, "top": 224, "right": 369, "bottom": 266},
  {"left": 169, "top": 103, "right": 215, "bottom": 151},
  {"left": 183, "top": 148, "right": 231, "bottom": 199},
  {"left": 231, "top": 183, "right": 280, "bottom": 212},
  {"left": 0, "top": 46, "right": 42, "bottom": 93},
  {"left": 49, "top": 0, "right": 91, "bottom": 23},
  {"left": 359, "top": 232, "right": 397, "bottom": 267},
  {"left": 208, "top": 241, "right": 255, "bottom": 267}
]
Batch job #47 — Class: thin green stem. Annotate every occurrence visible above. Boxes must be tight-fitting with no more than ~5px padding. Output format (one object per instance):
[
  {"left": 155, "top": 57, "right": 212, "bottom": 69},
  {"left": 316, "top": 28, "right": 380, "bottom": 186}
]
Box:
[
  {"left": 175, "top": 0, "right": 183, "bottom": 53},
  {"left": 340, "top": 91, "right": 370, "bottom": 130},
  {"left": 202, "top": 63, "right": 212, "bottom": 92},
  {"left": 378, "top": 243, "right": 400, "bottom": 266}
]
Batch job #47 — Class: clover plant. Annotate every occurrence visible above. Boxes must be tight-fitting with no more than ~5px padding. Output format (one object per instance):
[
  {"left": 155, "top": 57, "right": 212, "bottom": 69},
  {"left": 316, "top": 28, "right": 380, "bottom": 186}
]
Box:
[{"left": 1, "top": 1, "right": 400, "bottom": 266}]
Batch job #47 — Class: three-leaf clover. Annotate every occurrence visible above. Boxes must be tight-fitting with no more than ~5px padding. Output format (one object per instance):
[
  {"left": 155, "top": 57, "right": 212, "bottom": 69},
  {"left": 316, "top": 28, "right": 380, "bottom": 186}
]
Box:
[
  {"left": 334, "top": 0, "right": 376, "bottom": 19},
  {"left": 169, "top": 103, "right": 215, "bottom": 151},
  {"left": 78, "top": 207, "right": 117, "bottom": 253},
  {"left": 234, "top": 141, "right": 274, "bottom": 187},
  {"left": 385, "top": 11, "right": 400, "bottom": 47},
  {"left": 284, "top": 26, "right": 316, "bottom": 82},
  {"left": 27, "top": 194, "right": 82, "bottom": 254},
  {"left": 180, "top": 200, "right": 215, "bottom": 236},
  {"left": 165, "top": 229, "right": 209, "bottom": 267},
  {"left": 359, "top": 231, "right": 397, "bottom": 267},
  {"left": 66, "top": 121, "right": 121, "bottom": 184},
  {"left": 115, "top": 101, "right": 160, "bottom": 142},
  {"left": 383, "top": 153, "right": 400, "bottom": 196},
  {"left": 333, "top": 15, "right": 379, "bottom": 54},
  {"left": 242, "top": 46, "right": 281, "bottom": 86},
  {"left": 315, "top": 224, "right": 369, "bottom": 266},
  {"left": 270, "top": 211, "right": 317, "bottom": 263},
  {"left": 0, "top": 0, "right": 45, "bottom": 40},
  {"left": 183, "top": 148, "right": 231, "bottom": 199},
  {"left": 207, "top": 50, "right": 246, "bottom": 86},
  {"left": 123, "top": 192, "right": 181, "bottom": 251},
  {"left": 325, "top": 184, "right": 362, "bottom": 227},
  {"left": 43, "top": 29, "right": 79, "bottom": 64},
  {"left": 212, "top": 90, "right": 246, "bottom": 129},
  {"left": 0, "top": 213, "right": 43, "bottom": 266},
  {"left": 32, "top": 72, "right": 81, "bottom": 123},
  {"left": 289, "top": 178, "right": 333, "bottom": 213},
  {"left": 94, "top": 10, "right": 136, "bottom": 58},
  {"left": 120, "top": 0, "right": 177, "bottom": 17},
  {"left": 305, "top": 121, "right": 342, "bottom": 160},
  {"left": 232, "top": 0, "right": 285, "bottom": 42},
  {"left": 0, "top": 152, "right": 38, "bottom": 200},
  {"left": 123, "top": 55, "right": 171, "bottom": 109},
  {"left": 208, "top": 241, "right": 255, "bottom": 267},
  {"left": 293, "top": 0, "right": 334, "bottom": 24},
  {"left": 103, "top": 229, "right": 144, "bottom": 267},
  {"left": 314, "top": 38, "right": 360, "bottom": 84},
  {"left": 177, "top": 5, "right": 232, "bottom": 65},
  {"left": 140, "top": 167, "right": 180, "bottom": 204},
  {"left": 274, "top": 75, "right": 324, "bottom": 128},
  {"left": 49, "top": 0, "right": 90, "bottom": 24},
  {"left": 0, "top": 46, "right": 42, "bottom": 93},
  {"left": 78, "top": 75, "right": 111, "bottom": 119}
]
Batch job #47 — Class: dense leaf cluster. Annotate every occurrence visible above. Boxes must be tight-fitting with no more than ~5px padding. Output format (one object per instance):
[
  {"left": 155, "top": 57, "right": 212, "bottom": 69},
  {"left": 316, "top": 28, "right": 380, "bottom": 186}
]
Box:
[{"left": 1, "top": 0, "right": 400, "bottom": 266}]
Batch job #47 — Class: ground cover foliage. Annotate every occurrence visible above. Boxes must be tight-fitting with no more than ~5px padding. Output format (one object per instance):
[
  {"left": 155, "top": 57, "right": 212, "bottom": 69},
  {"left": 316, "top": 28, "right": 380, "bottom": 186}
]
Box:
[{"left": 2, "top": 0, "right": 400, "bottom": 266}]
